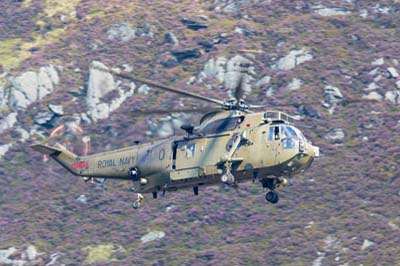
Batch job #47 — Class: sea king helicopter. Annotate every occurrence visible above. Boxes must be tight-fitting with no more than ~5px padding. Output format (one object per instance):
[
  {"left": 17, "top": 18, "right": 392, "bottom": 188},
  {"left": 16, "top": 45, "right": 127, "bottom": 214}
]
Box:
[{"left": 32, "top": 63, "right": 321, "bottom": 209}]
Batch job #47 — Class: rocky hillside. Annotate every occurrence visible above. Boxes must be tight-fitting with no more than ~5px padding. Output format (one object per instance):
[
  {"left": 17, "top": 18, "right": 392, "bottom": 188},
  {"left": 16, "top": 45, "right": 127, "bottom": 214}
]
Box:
[{"left": 1, "top": 0, "right": 400, "bottom": 265}]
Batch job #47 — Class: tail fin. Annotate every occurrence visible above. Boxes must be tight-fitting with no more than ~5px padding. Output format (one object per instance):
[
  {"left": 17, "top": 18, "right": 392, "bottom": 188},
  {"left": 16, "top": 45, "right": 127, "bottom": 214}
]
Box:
[{"left": 31, "top": 143, "right": 83, "bottom": 176}]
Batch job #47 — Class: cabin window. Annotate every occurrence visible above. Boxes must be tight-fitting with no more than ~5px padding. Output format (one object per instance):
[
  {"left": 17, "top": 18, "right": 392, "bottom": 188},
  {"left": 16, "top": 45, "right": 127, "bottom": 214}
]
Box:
[
  {"left": 186, "top": 143, "right": 195, "bottom": 158},
  {"left": 201, "top": 116, "right": 244, "bottom": 135}
]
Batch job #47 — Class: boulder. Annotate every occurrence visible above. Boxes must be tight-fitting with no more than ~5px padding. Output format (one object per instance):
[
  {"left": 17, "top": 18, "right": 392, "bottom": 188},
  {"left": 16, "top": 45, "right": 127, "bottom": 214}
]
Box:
[
  {"left": 172, "top": 49, "right": 201, "bottom": 63},
  {"left": 106, "top": 23, "right": 136, "bottom": 42},
  {"left": 202, "top": 57, "right": 227, "bottom": 83},
  {"left": 158, "top": 122, "right": 174, "bottom": 138},
  {"left": 0, "top": 87, "right": 7, "bottom": 107},
  {"left": 325, "top": 128, "right": 345, "bottom": 143},
  {"left": 225, "top": 55, "right": 255, "bottom": 98},
  {"left": 135, "top": 23, "right": 153, "bottom": 37},
  {"left": 8, "top": 65, "right": 59, "bottom": 109},
  {"left": 313, "top": 6, "right": 351, "bottom": 16},
  {"left": 363, "top": 91, "right": 383, "bottom": 101},
  {"left": 89, "top": 103, "right": 111, "bottom": 121},
  {"left": 297, "top": 105, "right": 320, "bottom": 118},
  {"left": 0, "top": 247, "right": 17, "bottom": 264},
  {"left": 140, "top": 231, "right": 166, "bottom": 244},
  {"left": 0, "top": 143, "right": 12, "bottom": 158},
  {"left": 16, "top": 127, "right": 30, "bottom": 142},
  {"left": 45, "top": 253, "right": 61, "bottom": 266},
  {"left": 396, "top": 80, "right": 400, "bottom": 89},
  {"left": 361, "top": 239, "right": 375, "bottom": 251},
  {"left": 163, "top": 32, "right": 179, "bottom": 46},
  {"left": 76, "top": 194, "right": 87, "bottom": 204},
  {"left": 323, "top": 85, "right": 343, "bottom": 114},
  {"left": 180, "top": 18, "right": 208, "bottom": 31},
  {"left": 256, "top": 76, "right": 271, "bottom": 88},
  {"left": 160, "top": 53, "right": 179, "bottom": 68},
  {"left": 287, "top": 78, "right": 303, "bottom": 91},
  {"left": 387, "top": 67, "right": 399, "bottom": 78},
  {"left": 0, "top": 112, "right": 17, "bottom": 134},
  {"left": 385, "top": 91, "right": 400, "bottom": 104},
  {"left": 48, "top": 104, "right": 64, "bottom": 116},
  {"left": 138, "top": 85, "right": 151, "bottom": 95},
  {"left": 86, "top": 61, "right": 116, "bottom": 107},
  {"left": 365, "top": 82, "right": 379, "bottom": 91},
  {"left": 25, "top": 246, "right": 37, "bottom": 261},
  {"left": 34, "top": 111, "right": 55, "bottom": 127},
  {"left": 275, "top": 49, "right": 313, "bottom": 71},
  {"left": 198, "top": 40, "right": 214, "bottom": 52},
  {"left": 371, "top": 58, "right": 384, "bottom": 66},
  {"left": 234, "top": 26, "right": 257, "bottom": 37}
]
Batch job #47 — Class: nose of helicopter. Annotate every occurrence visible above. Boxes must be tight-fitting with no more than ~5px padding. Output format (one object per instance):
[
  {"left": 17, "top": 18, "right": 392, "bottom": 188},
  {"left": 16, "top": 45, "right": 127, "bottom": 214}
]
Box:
[{"left": 291, "top": 140, "right": 319, "bottom": 173}]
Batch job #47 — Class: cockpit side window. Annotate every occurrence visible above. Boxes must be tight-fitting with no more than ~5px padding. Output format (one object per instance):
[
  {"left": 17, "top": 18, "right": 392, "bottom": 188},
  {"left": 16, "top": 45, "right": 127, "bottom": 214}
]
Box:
[
  {"left": 267, "top": 126, "right": 280, "bottom": 141},
  {"left": 274, "top": 126, "right": 280, "bottom": 140}
]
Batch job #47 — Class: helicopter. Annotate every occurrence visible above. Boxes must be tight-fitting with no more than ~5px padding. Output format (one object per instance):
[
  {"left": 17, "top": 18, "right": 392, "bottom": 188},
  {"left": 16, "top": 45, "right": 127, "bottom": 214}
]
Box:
[{"left": 31, "top": 64, "right": 321, "bottom": 209}]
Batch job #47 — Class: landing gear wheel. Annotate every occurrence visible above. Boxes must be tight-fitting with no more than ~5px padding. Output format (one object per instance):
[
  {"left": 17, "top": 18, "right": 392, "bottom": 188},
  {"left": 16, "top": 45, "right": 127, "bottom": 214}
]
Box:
[
  {"left": 265, "top": 191, "right": 279, "bottom": 204},
  {"left": 132, "top": 201, "right": 141, "bottom": 209},
  {"left": 132, "top": 193, "right": 144, "bottom": 209}
]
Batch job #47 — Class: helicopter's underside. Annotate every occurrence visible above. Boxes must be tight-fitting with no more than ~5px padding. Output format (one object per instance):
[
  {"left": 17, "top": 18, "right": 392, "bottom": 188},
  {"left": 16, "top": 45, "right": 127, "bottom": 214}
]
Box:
[{"left": 136, "top": 151, "right": 314, "bottom": 193}]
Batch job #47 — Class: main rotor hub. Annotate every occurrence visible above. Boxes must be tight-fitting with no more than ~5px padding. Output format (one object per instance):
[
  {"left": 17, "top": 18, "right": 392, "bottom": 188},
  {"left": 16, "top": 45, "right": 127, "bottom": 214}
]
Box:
[{"left": 223, "top": 99, "right": 251, "bottom": 111}]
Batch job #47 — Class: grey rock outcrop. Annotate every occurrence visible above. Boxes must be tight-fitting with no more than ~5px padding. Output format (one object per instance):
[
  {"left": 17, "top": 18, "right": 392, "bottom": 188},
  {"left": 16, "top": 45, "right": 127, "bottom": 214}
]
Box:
[
  {"left": 138, "top": 84, "right": 151, "bottom": 95},
  {"left": 0, "top": 86, "right": 7, "bottom": 107},
  {"left": 147, "top": 113, "right": 190, "bottom": 138},
  {"left": 0, "top": 143, "right": 12, "bottom": 158},
  {"left": 202, "top": 57, "right": 227, "bottom": 83},
  {"left": 256, "top": 75, "right": 271, "bottom": 88},
  {"left": 86, "top": 61, "right": 135, "bottom": 121},
  {"left": 34, "top": 111, "right": 55, "bottom": 127},
  {"left": 76, "top": 194, "right": 87, "bottom": 204},
  {"left": 361, "top": 239, "right": 375, "bottom": 251},
  {"left": 387, "top": 67, "right": 399, "bottom": 78},
  {"left": 385, "top": 91, "right": 400, "bottom": 104},
  {"left": 48, "top": 104, "right": 64, "bottom": 116},
  {"left": 325, "top": 128, "right": 345, "bottom": 143},
  {"left": 87, "top": 61, "right": 116, "bottom": 106},
  {"left": 201, "top": 55, "right": 255, "bottom": 99},
  {"left": 363, "top": 91, "right": 383, "bottom": 101},
  {"left": 164, "top": 32, "right": 179, "bottom": 46},
  {"left": 225, "top": 55, "right": 255, "bottom": 98},
  {"left": 322, "top": 85, "right": 343, "bottom": 114},
  {"left": 274, "top": 49, "right": 313, "bottom": 71},
  {"left": 287, "top": 78, "right": 303, "bottom": 91},
  {"left": 371, "top": 58, "right": 385, "bottom": 66},
  {"left": 180, "top": 18, "right": 208, "bottom": 31},
  {"left": 135, "top": 23, "right": 153, "bottom": 37},
  {"left": 172, "top": 49, "right": 201, "bottom": 63},
  {"left": 140, "top": 231, "right": 166, "bottom": 244},
  {"left": 107, "top": 23, "right": 136, "bottom": 42},
  {"left": 0, "top": 112, "right": 17, "bottom": 134},
  {"left": 313, "top": 6, "right": 351, "bottom": 16},
  {"left": 8, "top": 65, "right": 59, "bottom": 109}
]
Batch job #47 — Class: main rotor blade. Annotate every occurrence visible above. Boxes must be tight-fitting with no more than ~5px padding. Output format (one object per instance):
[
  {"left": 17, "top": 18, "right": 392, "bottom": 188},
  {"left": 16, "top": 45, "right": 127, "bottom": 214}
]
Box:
[
  {"left": 131, "top": 107, "right": 215, "bottom": 115},
  {"left": 250, "top": 98, "right": 379, "bottom": 109},
  {"left": 96, "top": 66, "right": 225, "bottom": 106}
]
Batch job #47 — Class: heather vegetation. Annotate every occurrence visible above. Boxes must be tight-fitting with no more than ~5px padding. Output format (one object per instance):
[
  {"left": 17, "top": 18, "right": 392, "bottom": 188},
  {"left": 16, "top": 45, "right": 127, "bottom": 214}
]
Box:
[{"left": 0, "top": 0, "right": 400, "bottom": 265}]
